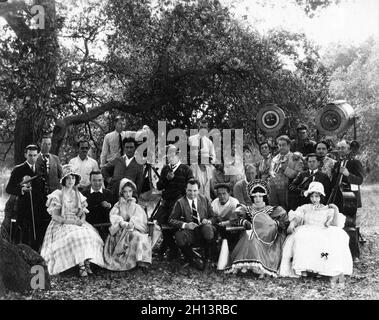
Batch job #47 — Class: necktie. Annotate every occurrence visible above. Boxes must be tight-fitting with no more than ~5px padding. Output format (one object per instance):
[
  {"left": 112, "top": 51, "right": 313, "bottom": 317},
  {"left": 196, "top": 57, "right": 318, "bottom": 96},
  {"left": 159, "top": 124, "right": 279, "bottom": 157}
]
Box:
[
  {"left": 43, "top": 154, "right": 49, "bottom": 175},
  {"left": 119, "top": 133, "right": 124, "bottom": 155},
  {"left": 191, "top": 200, "right": 199, "bottom": 225}
]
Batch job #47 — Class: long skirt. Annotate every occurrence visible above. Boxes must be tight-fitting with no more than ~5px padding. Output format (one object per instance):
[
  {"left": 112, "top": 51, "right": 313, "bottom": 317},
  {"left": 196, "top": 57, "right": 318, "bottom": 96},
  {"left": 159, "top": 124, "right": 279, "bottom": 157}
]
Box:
[
  {"left": 225, "top": 230, "right": 286, "bottom": 277},
  {"left": 41, "top": 221, "right": 105, "bottom": 275},
  {"left": 103, "top": 228, "right": 152, "bottom": 271},
  {"left": 279, "top": 225, "right": 353, "bottom": 277}
]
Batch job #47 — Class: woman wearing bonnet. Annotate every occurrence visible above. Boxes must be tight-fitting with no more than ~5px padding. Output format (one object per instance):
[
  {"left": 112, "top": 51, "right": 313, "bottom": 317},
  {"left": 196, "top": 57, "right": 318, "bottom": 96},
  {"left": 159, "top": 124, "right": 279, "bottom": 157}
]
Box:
[
  {"left": 103, "top": 178, "right": 152, "bottom": 271},
  {"left": 40, "top": 164, "right": 105, "bottom": 277},
  {"left": 225, "top": 180, "right": 288, "bottom": 278},
  {"left": 279, "top": 182, "right": 353, "bottom": 287}
]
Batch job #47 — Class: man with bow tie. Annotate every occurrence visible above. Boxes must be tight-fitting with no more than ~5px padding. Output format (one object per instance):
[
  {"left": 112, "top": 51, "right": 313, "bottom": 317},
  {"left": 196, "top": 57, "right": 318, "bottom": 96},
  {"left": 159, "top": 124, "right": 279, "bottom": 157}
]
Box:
[
  {"left": 155, "top": 145, "right": 194, "bottom": 260},
  {"left": 82, "top": 171, "right": 115, "bottom": 240},
  {"left": 6, "top": 145, "right": 47, "bottom": 251},
  {"left": 169, "top": 179, "right": 218, "bottom": 272},
  {"left": 288, "top": 153, "right": 331, "bottom": 210}
]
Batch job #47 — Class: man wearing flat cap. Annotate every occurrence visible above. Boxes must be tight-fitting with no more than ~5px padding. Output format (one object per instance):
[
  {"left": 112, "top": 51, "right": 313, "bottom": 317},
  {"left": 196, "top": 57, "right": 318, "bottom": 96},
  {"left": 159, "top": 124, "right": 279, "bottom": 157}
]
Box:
[{"left": 290, "top": 123, "right": 316, "bottom": 156}]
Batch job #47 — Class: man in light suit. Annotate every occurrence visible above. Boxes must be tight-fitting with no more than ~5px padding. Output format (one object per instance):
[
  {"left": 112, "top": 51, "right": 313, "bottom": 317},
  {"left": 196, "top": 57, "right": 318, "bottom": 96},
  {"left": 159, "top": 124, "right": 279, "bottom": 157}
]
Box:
[
  {"left": 35, "top": 136, "right": 63, "bottom": 194},
  {"left": 169, "top": 179, "right": 218, "bottom": 272},
  {"left": 102, "top": 137, "right": 144, "bottom": 197},
  {"left": 269, "top": 135, "right": 304, "bottom": 211}
]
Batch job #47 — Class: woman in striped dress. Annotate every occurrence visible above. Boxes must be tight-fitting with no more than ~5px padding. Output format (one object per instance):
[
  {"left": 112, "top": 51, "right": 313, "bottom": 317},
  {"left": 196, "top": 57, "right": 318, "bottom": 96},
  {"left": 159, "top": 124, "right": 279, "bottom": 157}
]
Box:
[
  {"left": 40, "top": 165, "right": 104, "bottom": 277},
  {"left": 225, "top": 180, "right": 288, "bottom": 277}
]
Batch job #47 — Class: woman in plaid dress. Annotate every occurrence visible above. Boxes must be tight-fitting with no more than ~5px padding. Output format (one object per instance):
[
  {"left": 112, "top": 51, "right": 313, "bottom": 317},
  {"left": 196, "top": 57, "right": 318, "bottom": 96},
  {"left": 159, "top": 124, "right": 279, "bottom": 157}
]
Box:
[
  {"left": 40, "top": 165, "right": 105, "bottom": 277},
  {"left": 103, "top": 178, "right": 152, "bottom": 271}
]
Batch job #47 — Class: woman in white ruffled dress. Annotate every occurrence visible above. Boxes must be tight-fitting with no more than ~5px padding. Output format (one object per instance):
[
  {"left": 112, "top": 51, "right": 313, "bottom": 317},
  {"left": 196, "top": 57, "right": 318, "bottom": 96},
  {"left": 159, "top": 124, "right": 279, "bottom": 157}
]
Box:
[
  {"left": 40, "top": 165, "right": 105, "bottom": 277},
  {"left": 103, "top": 178, "right": 152, "bottom": 271},
  {"left": 279, "top": 182, "right": 353, "bottom": 287}
]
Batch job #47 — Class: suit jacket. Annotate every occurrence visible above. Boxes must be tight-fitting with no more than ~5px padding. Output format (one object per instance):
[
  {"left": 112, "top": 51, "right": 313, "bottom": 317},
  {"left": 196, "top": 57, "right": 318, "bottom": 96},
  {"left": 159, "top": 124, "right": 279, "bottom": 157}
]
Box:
[
  {"left": 290, "top": 138, "right": 316, "bottom": 156},
  {"left": 82, "top": 187, "right": 115, "bottom": 225},
  {"left": 35, "top": 153, "right": 62, "bottom": 194},
  {"left": 331, "top": 158, "right": 364, "bottom": 208},
  {"left": 288, "top": 170, "right": 331, "bottom": 208},
  {"left": 156, "top": 163, "right": 194, "bottom": 205},
  {"left": 169, "top": 194, "right": 217, "bottom": 229},
  {"left": 5, "top": 161, "right": 47, "bottom": 223},
  {"left": 102, "top": 156, "right": 144, "bottom": 196},
  {"left": 270, "top": 151, "right": 304, "bottom": 183},
  {"left": 289, "top": 170, "right": 331, "bottom": 197}
]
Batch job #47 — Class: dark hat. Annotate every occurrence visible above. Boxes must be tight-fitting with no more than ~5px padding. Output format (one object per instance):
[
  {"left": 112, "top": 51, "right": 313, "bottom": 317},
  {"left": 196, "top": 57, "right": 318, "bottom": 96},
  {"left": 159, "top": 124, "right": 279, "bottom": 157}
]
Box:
[{"left": 296, "top": 123, "right": 308, "bottom": 131}]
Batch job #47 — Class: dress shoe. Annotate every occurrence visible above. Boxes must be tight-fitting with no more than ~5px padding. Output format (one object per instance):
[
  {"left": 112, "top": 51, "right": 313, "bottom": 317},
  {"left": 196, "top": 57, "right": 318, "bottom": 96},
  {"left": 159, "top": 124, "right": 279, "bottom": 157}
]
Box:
[{"left": 190, "top": 257, "right": 205, "bottom": 271}]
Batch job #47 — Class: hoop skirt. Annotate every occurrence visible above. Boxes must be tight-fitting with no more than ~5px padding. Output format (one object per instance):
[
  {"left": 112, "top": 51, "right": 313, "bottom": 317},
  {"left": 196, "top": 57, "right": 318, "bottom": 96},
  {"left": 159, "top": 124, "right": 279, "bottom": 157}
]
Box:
[
  {"left": 279, "top": 204, "right": 353, "bottom": 277},
  {"left": 225, "top": 205, "right": 288, "bottom": 277}
]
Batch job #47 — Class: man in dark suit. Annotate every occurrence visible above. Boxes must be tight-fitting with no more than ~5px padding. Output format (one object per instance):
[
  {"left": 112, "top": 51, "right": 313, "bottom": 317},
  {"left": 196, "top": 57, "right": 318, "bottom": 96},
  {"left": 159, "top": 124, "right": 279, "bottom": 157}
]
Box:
[
  {"left": 290, "top": 123, "right": 316, "bottom": 156},
  {"left": 331, "top": 140, "right": 364, "bottom": 261},
  {"left": 155, "top": 145, "right": 193, "bottom": 260},
  {"left": 331, "top": 140, "right": 364, "bottom": 211},
  {"left": 102, "top": 137, "right": 144, "bottom": 197},
  {"left": 5, "top": 145, "right": 47, "bottom": 251},
  {"left": 35, "top": 136, "right": 62, "bottom": 195},
  {"left": 82, "top": 171, "right": 115, "bottom": 240},
  {"left": 288, "top": 153, "right": 331, "bottom": 210},
  {"left": 169, "top": 179, "right": 218, "bottom": 272}
]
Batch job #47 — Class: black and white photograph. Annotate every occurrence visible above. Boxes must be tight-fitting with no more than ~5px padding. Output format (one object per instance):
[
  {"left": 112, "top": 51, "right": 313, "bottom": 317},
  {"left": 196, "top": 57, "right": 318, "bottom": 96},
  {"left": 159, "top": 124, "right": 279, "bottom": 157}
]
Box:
[{"left": 0, "top": 0, "right": 378, "bottom": 304}]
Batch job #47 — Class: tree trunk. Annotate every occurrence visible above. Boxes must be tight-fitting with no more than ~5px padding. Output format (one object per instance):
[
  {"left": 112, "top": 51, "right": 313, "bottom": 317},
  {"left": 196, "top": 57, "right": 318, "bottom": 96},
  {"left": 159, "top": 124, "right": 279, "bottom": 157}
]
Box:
[
  {"left": 14, "top": 110, "right": 39, "bottom": 165},
  {"left": 2, "top": 0, "right": 59, "bottom": 165}
]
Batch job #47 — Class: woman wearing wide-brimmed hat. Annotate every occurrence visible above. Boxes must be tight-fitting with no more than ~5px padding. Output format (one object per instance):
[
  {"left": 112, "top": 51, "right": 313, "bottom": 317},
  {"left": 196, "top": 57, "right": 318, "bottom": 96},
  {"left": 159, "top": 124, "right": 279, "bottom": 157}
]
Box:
[
  {"left": 224, "top": 179, "right": 289, "bottom": 278},
  {"left": 103, "top": 178, "right": 152, "bottom": 271},
  {"left": 279, "top": 182, "right": 353, "bottom": 287},
  {"left": 40, "top": 164, "right": 105, "bottom": 277}
]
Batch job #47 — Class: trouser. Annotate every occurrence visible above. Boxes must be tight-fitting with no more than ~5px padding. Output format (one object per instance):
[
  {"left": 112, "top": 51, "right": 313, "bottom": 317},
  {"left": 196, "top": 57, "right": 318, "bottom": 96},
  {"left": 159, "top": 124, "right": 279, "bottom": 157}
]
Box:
[
  {"left": 155, "top": 200, "right": 179, "bottom": 255},
  {"left": 18, "top": 218, "right": 50, "bottom": 252},
  {"left": 175, "top": 224, "right": 217, "bottom": 261}
]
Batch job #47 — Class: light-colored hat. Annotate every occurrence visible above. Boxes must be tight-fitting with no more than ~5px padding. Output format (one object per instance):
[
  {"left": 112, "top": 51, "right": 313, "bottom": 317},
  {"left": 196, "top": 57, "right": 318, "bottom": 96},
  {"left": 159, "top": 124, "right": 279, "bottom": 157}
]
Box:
[
  {"left": 119, "top": 178, "right": 137, "bottom": 196},
  {"left": 304, "top": 182, "right": 325, "bottom": 197},
  {"left": 60, "top": 164, "right": 81, "bottom": 185}
]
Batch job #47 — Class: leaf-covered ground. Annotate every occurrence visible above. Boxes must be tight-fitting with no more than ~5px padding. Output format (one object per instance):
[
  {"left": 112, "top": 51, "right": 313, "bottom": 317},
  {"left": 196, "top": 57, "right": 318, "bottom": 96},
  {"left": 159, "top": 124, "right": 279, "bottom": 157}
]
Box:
[{"left": 1, "top": 185, "right": 379, "bottom": 300}]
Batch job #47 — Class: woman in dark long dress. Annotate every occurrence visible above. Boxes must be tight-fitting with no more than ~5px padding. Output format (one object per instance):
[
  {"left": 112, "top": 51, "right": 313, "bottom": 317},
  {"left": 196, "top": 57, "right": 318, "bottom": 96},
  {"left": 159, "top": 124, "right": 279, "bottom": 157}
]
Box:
[{"left": 225, "top": 180, "right": 288, "bottom": 277}]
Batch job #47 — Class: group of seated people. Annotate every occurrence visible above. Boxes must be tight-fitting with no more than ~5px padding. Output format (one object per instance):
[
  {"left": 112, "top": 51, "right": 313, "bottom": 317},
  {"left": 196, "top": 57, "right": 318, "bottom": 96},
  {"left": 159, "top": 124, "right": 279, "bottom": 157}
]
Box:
[{"left": 3, "top": 120, "right": 363, "bottom": 289}]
